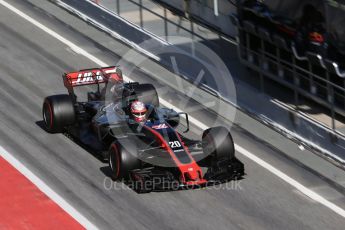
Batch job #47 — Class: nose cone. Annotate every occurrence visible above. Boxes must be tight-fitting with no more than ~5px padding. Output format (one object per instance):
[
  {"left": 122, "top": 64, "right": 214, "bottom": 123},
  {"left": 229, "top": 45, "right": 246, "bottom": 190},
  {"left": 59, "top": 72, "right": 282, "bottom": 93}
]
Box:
[
  {"left": 184, "top": 168, "right": 201, "bottom": 182},
  {"left": 188, "top": 170, "right": 199, "bottom": 180},
  {"left": 183, "top": 170, "right": 208, "bottom": 186}
]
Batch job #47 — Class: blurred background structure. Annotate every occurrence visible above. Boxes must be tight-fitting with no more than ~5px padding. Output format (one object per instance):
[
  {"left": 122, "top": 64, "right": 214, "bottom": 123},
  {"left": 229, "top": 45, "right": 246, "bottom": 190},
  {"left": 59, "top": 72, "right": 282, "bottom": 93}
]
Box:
[{"left": 88, "top": 0, "right": 345, "bottom": 158}]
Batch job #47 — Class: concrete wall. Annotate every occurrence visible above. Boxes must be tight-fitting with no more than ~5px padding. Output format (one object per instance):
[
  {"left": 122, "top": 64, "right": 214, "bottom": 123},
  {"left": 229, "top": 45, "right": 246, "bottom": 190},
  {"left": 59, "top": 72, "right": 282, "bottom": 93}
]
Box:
[{"left": 157, "top": 0, "right": 237, "bottom": 37}]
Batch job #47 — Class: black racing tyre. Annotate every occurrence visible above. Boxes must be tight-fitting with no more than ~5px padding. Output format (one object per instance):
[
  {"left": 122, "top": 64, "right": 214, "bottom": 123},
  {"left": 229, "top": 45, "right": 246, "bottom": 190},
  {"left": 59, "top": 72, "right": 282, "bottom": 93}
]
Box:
[
  {"left": 202, "top": 126, "right": 235, "bottom": 160},
  {"left": 131, "top": 83, "right": 159, "bottom": 107},
  {"left": 42, "top": 95, "right": 76, "bottom": 133},
  {"left": 108, "top": 140, "right": 141, "bottom": 181}
]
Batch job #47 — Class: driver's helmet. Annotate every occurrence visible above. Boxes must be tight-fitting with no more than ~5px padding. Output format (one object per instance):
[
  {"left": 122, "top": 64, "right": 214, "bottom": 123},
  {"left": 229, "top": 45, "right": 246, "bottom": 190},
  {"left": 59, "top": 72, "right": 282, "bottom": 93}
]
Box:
[{"left": 130, "top": 101, "right": 147, "bottom": 123}]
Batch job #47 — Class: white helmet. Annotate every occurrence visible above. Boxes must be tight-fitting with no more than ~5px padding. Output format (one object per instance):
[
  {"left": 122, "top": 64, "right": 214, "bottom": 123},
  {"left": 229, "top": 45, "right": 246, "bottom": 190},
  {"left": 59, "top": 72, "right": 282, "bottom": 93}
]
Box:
[{"left": 130, "top": 101, "right": 147, "bottom": 122}]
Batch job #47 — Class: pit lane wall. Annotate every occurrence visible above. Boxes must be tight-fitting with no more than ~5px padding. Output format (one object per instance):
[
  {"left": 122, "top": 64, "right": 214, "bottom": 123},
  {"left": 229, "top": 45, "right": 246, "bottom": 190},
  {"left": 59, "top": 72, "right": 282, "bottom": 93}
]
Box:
[
  {"left": 151, "top": 0, "right": 238, "bottom": 38},
  {"left": 156, "top": 0, "right": 345, "bottom": 44},
  {"left": 51, "top": 0, "right": 345, "bottom": 167}
]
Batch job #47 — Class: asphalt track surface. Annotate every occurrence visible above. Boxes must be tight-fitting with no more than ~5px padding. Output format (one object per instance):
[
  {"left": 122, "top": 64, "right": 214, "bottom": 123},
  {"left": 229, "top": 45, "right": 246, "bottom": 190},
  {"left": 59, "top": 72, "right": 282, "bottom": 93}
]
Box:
[{"left": 0, "top": 0, "right": 345, "bottom": 229}]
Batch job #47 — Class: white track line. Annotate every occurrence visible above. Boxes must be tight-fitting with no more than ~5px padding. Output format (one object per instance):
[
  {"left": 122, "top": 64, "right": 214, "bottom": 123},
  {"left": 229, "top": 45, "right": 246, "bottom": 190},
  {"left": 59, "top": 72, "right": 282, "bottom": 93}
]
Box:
[{"left": 1, "top": 0, "right": 345, "bottom": 220}]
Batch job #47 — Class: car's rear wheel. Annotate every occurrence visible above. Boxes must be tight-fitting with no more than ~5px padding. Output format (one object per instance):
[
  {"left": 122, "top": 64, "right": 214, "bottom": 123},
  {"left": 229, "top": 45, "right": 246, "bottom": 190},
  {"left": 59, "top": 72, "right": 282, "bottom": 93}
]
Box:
[
  {"left": 202, "top": 126, "right": 235, "bottom": 161},
  {"left": 42, "top": 94, "right": 76, "bottom": 133}
]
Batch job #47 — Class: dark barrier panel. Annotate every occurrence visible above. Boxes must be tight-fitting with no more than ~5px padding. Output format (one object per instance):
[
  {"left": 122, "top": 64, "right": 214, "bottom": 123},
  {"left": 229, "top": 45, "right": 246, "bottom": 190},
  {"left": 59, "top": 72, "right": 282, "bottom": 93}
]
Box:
[
  {"left": 263, "top": 0, "right": 324, "bottom": 20},
  {"left": 240, "top": 0, "right": 345, "bottom": 43},
  {"left": 326, "top": 0, "right": 345, "bottom": 43}
]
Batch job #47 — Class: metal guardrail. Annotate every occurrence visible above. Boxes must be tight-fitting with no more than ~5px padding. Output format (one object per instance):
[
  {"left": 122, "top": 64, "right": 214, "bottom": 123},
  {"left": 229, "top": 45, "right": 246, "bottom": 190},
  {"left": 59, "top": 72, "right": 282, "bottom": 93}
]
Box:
[
  {"left": 113, "top": 0, "right": 209, "bottom": 43},
  {"left": 91, "top": 1, "right": 230, "bottom": 99},
  {"left": 99, "top": 0, "right": 238, "bottom": 46},
  {"left": 237, "top": 23, "right": 345, "bottom": 135}
]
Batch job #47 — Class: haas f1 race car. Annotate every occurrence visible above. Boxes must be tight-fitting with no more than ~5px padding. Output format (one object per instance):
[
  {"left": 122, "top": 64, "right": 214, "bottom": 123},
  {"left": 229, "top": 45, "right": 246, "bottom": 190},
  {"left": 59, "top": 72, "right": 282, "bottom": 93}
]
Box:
[{"left": 42, "top": 66, "right": 245, "bottom": 193}]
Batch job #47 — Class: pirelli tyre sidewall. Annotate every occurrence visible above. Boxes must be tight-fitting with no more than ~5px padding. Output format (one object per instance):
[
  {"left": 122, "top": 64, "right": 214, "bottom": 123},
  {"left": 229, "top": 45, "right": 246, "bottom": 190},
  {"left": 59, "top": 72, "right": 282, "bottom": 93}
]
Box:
[
  {"left": 42, "top": 95, "right": 76, "bottom": 133},
  {"left": 108, "top": 139, "right": 141, "bottom": 181},
  {"left": 202, "top": 126, "right": 235, "bottom": 161}
]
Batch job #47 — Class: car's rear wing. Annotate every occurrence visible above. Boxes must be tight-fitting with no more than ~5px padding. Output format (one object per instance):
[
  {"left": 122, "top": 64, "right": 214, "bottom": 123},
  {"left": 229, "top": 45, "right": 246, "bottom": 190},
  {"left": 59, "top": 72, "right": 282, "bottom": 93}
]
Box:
[{"left": 62, "top": 66, "right": 123, "bottom": 89}]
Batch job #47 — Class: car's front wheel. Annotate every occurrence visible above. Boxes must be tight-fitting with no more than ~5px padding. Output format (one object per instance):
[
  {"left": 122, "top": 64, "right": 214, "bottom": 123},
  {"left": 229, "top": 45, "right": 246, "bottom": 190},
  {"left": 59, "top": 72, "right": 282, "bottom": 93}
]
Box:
[
  {"left": 202, "top": 126, "right": 235, "bottom": 161},
  {"left": 108, "top": 140, "right": 141, "bottom": 181}
]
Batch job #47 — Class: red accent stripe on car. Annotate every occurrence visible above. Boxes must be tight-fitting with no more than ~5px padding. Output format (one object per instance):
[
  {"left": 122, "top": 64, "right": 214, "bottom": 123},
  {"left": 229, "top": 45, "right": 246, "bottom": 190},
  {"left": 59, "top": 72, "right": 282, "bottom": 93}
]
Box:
[
  {"left": 144, "top": 126, "right": 207, "bottom": 185},
  {"left": 111, "top": 144, "right": 120, "bottom": 178},
  {"left": 45, "top": 101, "right": 53, "bottom": 129}
]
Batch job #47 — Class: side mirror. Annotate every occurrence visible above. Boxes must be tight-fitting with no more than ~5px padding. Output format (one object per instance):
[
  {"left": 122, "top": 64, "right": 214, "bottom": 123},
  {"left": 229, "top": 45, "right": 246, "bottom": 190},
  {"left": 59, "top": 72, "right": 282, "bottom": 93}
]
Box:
[
  {"left": 178, "top": 112, "right": 189, "bottom": 133},
  {"left": 164, "top": 109, "right": 180, "bottom": 129},
  {"left": 160, "top": 108, "right": 190, "bottom": 133}
]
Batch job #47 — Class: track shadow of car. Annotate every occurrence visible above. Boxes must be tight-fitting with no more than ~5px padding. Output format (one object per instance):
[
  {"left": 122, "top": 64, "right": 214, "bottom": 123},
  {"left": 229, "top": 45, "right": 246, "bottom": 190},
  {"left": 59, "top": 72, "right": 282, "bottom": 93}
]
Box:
[
  {"left": 99, "top": 165, "right": 245, "bottom": 194},
  {"left": 35, "top": 120, "right": 107, "bottom": 163}
]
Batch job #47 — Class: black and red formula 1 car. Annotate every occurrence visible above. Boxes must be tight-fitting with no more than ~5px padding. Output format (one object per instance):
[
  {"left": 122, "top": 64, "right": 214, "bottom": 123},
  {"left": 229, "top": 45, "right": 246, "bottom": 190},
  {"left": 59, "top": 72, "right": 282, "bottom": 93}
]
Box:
[{"left": 42, "top": 66, "right": 245, "bottom": 193}]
